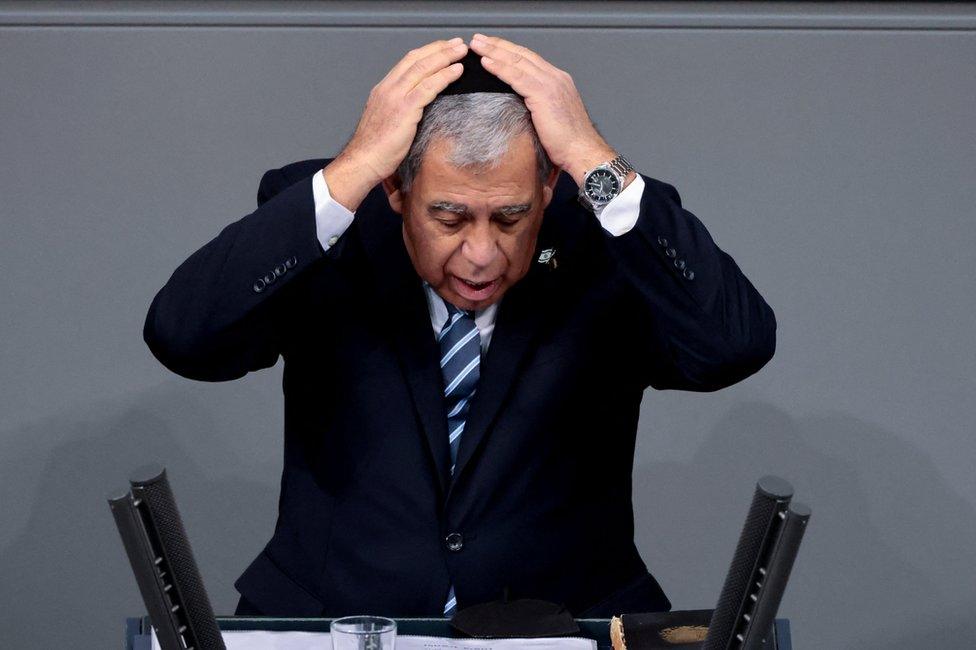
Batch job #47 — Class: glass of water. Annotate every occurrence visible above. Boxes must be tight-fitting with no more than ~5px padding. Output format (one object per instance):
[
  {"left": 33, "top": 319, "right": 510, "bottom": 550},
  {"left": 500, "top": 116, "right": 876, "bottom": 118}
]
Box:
[{"left": 331, "top": 615, "right": 396, "bottom": 650}]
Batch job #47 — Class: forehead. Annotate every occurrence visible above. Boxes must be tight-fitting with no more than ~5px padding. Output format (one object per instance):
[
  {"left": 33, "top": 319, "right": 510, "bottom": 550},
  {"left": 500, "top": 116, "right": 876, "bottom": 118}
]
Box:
[{"left": 412, "top": 133, "right": 539, "bottom": 203}]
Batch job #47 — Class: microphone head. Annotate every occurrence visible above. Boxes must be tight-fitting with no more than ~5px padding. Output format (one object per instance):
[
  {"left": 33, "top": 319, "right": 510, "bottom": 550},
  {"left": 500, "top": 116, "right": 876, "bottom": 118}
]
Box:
[
  {"left": 788, "top": 501, "right": 812, "bottom": 519},
  {"left": 756, "top": 475, "right": 794, "bottom": 500},
  {"left": 106, "top": 485, "right": 134, "bottom": 504},
  {"left": 129, "top": 463, "right": 166, "bottom": 487}
]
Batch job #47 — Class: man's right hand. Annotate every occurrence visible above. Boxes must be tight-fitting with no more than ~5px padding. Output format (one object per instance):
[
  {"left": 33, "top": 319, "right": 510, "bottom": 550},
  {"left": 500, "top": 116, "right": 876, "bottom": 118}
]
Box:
[{"left": 324, "top": 38, "right": 469, "bottom": 212}]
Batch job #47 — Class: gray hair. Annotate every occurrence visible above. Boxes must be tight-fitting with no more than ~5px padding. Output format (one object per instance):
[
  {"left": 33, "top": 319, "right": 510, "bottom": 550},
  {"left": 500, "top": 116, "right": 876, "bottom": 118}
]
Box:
[{"left": 397, "top": 92, "right": 553, "bottom": 193}]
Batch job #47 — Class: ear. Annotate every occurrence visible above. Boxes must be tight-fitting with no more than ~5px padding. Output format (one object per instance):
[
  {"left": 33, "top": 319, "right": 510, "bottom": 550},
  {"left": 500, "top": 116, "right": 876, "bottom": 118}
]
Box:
[
  {"left": 382, "top": 173, "right": 405, "bottom": 215},
  {"left": 540, "top": 165, "right": 561, "bottom": 209}
]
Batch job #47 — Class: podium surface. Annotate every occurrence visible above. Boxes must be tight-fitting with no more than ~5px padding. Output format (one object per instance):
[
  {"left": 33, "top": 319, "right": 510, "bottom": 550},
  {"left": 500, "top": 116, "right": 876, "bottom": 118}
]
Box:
[{"left": 125, "top": 615, "right": 792, "bottom": 649}]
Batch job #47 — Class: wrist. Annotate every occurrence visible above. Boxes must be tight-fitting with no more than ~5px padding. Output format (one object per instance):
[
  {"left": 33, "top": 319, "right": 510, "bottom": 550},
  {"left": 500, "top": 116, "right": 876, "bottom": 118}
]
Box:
[
  {"left": 323, "top": 152, "right": 382, "bottom": 213},
  {"left": 565, "top": 145, "right": 618, "bottom": 186},
  {"left": 568, "top": 147, "right": 637, "bottom": 192}
]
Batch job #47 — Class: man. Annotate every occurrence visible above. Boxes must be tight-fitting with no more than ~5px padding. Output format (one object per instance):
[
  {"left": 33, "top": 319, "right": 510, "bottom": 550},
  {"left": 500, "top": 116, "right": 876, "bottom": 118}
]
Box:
[{"left": 144, "top": 35, "right": 776, "bottom": 619}]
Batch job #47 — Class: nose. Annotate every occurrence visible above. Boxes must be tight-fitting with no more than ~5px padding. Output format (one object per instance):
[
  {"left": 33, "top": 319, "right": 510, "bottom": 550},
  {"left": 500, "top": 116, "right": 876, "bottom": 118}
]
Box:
[{"left": 462, "top": 221, "right": 499, "bottom": 269}]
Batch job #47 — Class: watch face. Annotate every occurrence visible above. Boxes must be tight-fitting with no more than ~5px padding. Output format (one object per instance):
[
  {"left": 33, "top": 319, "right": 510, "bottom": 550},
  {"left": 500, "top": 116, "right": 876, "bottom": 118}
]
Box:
[{"left": 584, "top": 169, "right": 620, "bottom": 203}]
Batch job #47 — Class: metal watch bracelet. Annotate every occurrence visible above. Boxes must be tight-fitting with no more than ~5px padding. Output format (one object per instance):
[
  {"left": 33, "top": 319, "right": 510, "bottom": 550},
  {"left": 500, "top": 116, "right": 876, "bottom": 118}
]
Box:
[{"left": 606, "top": 154, "right": 635, "bottom": 179}]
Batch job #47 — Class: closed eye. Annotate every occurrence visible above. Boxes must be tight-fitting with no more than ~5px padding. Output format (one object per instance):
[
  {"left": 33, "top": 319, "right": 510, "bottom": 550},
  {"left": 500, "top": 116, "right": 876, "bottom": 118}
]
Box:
[
  {"left": 493, "top": 204, "right": 531, "bottom": 227},
  {"left": 429, "top": 207, "right": 466, "bottom": 228}
]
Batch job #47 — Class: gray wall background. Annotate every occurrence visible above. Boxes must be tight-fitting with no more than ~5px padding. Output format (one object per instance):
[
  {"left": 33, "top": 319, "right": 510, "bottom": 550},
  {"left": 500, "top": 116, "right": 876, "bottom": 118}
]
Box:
[{"left": 1, "top": 1, "right": 974, "bottom": 647}]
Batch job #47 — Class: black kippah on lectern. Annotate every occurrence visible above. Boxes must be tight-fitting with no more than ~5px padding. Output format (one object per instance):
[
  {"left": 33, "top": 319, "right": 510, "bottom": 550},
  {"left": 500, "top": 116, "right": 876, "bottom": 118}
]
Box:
[
  {"left": 439, "top": 51, "right": 517, "bottom": 97},
  {"left": 450, "top": 598, "right": 581, "bottom": 638}
]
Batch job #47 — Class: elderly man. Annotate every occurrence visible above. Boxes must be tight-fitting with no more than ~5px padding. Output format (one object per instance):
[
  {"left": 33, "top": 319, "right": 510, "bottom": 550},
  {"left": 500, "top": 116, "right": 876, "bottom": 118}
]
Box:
[{"left": 144, "top": 35, "right": 776, "bottom": 619}]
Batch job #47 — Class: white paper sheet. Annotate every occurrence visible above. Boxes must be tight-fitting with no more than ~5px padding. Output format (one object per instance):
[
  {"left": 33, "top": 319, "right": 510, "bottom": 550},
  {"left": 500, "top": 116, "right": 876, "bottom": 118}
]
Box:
[{"left": 152, "top": 630, "right": 597, "bottom": 650}]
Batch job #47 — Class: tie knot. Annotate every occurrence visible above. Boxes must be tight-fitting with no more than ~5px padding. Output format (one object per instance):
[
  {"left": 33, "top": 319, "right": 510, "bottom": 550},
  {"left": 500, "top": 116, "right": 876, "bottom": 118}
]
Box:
[{"left": 446, "top": 303, "right": 473, "bottom": 320}]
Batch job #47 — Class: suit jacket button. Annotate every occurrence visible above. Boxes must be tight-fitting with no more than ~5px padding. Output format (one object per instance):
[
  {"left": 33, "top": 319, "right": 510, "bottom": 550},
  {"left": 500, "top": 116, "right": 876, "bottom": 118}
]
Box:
[
  {"left": 665, "top": 247, "right": 677, "bottom": 258},
  {"left": 274, "top": 263, "right": 287, "bottom": 277},
  {"left": 674, "top": 259, "right": 686, "bottom": 270},
  {"left": 285, "top": 256, "right": 297, "bottom": 269},
  {"left": 657, "top": 236, "right": 668, "bottom": 247},
  {"left": 253, "top": 278, "right": 266, "bottom": 293},
  {"left": 683, "top": 268, "right": 695, "bottom": 280},
  {"left": 445, "top": 532, "right": 464, "bottom": 552}
]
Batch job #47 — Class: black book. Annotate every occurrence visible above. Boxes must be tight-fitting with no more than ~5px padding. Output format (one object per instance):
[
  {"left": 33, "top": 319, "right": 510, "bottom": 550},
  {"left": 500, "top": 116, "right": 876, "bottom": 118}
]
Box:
[{"left": 610, "top": 610, "right": 712, "bottom": 649}]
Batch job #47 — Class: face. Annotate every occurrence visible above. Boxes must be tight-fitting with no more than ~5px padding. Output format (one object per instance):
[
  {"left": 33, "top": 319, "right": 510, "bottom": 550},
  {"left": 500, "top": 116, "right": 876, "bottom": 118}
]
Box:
[{"left": 384, "top": 133, "right": 559, "bottom": 311}]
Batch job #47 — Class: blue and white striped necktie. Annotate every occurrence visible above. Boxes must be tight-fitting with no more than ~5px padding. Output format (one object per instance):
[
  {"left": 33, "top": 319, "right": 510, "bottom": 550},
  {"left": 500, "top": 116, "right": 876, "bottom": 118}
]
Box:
[{"left": 438, "top": 303, "right": 481, "bottom": 617}]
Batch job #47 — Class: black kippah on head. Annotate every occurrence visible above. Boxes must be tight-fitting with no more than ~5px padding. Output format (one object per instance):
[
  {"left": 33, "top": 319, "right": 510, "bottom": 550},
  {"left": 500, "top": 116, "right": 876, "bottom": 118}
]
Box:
[{"left": 438, "top": 51, "right": 517, "bottom": 97}]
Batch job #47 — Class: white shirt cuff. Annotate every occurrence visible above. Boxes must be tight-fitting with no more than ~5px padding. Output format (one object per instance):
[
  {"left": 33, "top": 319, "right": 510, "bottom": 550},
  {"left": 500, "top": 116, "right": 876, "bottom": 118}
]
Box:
[
  {"left": 312, "top": 168, "right": 356, "bottom": 251},
  {"left": 595, "top": 174, "right": 644, "bottom": 236}
]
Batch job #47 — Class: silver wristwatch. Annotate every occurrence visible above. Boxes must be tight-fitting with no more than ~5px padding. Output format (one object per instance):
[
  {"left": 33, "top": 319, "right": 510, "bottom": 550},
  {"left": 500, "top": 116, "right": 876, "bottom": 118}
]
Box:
[{"left": 577, "top": 154, "right": 635, "bottom": 211}]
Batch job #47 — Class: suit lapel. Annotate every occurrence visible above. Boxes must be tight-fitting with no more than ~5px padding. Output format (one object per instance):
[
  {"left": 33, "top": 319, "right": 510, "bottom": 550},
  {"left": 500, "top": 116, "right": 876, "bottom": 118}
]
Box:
[
  {"left": 390, "top": 276, "right": 452, "bottom": 494},
  {"left": 356, "top": 189, "right": 451, "bottom": 495},
  {"left": 449, "top": 239, "right": 564, "bottom": 494}
]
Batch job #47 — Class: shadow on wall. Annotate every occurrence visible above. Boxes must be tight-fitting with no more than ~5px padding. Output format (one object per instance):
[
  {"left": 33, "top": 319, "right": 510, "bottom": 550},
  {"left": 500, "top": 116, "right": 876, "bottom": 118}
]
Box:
[
  {"left": 0, "top": 382, "right": 279, "bottom": 650},
  {"left": 634, "top": 401, "right": 976, "bottom": 650}
]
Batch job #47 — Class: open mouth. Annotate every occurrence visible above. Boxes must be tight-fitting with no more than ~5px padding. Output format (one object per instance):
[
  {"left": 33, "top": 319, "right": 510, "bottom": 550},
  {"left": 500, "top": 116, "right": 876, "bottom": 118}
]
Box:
[
  {"left": 452, "top": 275, "right": 501, "bottom": 301},
  {"left": 461, "top": 278, "right": 494, "bottom": 290}
]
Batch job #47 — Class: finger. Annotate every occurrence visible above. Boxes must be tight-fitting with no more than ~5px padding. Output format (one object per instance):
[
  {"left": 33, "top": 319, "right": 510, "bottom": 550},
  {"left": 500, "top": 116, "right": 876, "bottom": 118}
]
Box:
[
  {"left": 470, "top": 33, "right": 559, "bottom": 74},
  {"left": 395, "top": 41, "right": 468, "bottom": 90},
  {"left": 385, "top": 37, "right": 464, "bottom": 82},
  {"left": 479, "top": 54, "right": 544, "bottom": 99},
  {"left": 469, "top": 38, "right": 550, "bottom": 94},
  {"left": 404, "top": 62, "right": 464, "bottom": 108}
]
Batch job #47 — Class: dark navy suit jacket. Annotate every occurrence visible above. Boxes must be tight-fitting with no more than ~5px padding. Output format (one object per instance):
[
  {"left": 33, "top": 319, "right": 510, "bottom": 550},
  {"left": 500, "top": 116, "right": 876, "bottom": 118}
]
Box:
[{"left": 144, "top": 158, "right": 776, "bottom": 618}]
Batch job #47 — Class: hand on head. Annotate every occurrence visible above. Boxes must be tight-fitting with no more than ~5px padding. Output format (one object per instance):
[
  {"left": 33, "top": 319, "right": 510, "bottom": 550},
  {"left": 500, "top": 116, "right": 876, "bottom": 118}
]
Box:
[
  {"left": 467, "top": 34, "right": 616, "bottom": 183},
  {"left": 329, "top": 34, "right": 615, "bottom": 206},
  {"left": 338, "top": 38, "right": 470, "bottom": 186}
]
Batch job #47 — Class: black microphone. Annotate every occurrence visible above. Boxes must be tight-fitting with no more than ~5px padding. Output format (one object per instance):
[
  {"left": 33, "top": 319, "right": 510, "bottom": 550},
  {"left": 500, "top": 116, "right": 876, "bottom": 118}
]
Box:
[
  {"left": 107, "top": 465, "right": 226, "bottom": 650},
  {"left": 736, "top": 502, "right": 811, "bottom": 649},
  {"left": 702, "top": 475, "right": 794, "bottom": 650}
]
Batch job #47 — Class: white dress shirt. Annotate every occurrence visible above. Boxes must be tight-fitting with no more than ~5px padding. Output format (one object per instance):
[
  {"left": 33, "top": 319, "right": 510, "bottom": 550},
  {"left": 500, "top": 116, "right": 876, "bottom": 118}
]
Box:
[{"left": 311, "top": 168, "right": 646, "bottom": 349}]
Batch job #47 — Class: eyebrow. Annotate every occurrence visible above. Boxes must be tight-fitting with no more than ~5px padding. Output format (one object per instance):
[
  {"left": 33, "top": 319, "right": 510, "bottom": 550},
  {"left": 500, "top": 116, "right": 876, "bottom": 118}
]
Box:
[{"left": 429, "top": 201, "right": 532, "bottom": 217}]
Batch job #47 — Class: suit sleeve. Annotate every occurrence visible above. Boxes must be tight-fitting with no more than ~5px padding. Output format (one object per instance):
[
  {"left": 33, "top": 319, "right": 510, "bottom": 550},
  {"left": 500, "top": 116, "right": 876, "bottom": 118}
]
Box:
[
  {"left": 143, "top": 161, "right": 335, "bottom": 381},
  {"left": 606, "top": 174, "right": 777, "bottom": 391}
]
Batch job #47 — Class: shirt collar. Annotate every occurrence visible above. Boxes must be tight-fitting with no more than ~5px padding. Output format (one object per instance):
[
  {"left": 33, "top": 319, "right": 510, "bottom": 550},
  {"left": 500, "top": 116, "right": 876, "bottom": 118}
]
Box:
[{"left": 422, "top": 281, "right": 500, "bottom": 335}]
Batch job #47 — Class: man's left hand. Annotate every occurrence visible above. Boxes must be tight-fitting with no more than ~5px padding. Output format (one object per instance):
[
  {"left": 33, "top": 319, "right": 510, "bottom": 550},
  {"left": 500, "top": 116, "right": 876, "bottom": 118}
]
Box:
[{"left": 468, "top": 33, "right": 619, "bottom": 186}]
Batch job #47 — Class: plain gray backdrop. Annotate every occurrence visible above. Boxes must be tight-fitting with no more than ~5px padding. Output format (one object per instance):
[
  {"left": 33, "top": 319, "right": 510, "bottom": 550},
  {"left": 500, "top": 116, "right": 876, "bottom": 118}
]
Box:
[{"left": 1, "top": 1, "right": 974, "bottom": 647}]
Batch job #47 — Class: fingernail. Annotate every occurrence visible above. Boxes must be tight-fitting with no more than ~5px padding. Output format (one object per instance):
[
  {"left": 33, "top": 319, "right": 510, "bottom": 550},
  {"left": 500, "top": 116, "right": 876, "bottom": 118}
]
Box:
[
  {"left": 450, "top": 36, "right": 463, "bottom": 43},
  {"left": 482, "top": 56, "right": 493, "bottom": 65}
]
